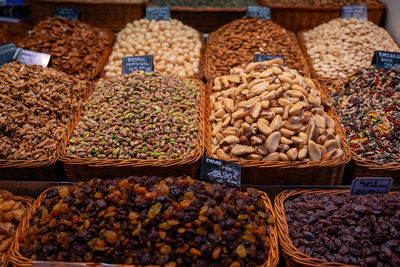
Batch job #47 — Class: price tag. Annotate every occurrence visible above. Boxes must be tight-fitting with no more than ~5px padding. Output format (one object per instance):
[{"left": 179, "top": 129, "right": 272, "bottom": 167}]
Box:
[
  {"left": 16, "top": 49, "right": 51, "bottom": 68},
  {"left": 371, "top": 50, "right": 400, "bottom": 71},
  {"left": 246, "top": 6, "right": 271, "bottom": 20},
  {"left": 0, "top": 43, "right": 18, "bottom": 66},
  {"left": 199, "top": 157, "right": 241, "bottom": 187},
  {"left": 55, "top": 8, "right": 80, "bottom": 20},
  {"left": 146, "top": 6, "right": 170, "bottom": 21},
  {"left": 121, "top": 55, "right": 153, "bottom": 74},
  {"left": 350, "top": 177, "right": 393, "bottom": 195},
  {"left": 341, "top": 5, "right": 368, "bottom": 21},
  {"left": 254, "top": 54, "right": 285, "bottom": 65}
]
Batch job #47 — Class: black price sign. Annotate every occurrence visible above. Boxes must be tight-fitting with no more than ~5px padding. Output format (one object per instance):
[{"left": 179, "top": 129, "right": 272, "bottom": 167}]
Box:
[
  {"left": 246, "top": 6, "right": 271, "bottom": 20},
  {"left": 55, "top": 8, "right": 80, "bottom": 20},
  {"left": 146, "top": 6, "right": 170, "bottom": 21},
  {"left": 254, "top": 54, "right": 285, "bottom": 65},
  {"left": 372, "top": 50, "right": 400, "bottom": 71},
  {"left": 341, "top": 5, "right": 368, "bottom": 21},
  {"left": 121, "top": 55, "right": 153, "bottom": 74},
  {"left": 350, "top": 177, "right": 393, "bottom": 195},
  {"left": 200, "top": 157, "right": 241, "bottom": 187},
  {"left": 16, "top": 49, "right": 51, "bottom": 68},
  {"left": 0, "top": 43, "right": 18, "bottom": 67}
]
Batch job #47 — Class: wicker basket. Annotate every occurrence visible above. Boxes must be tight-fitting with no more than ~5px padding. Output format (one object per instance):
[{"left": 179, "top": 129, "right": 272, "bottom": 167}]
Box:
[
  {"left": 323, "top": 80, "right": 400, "bottom": 185},
  {"left": 147, "top": 2, "right": 247, "bottom": 33},
  {"left": 205, "top": 78, "right": 351, "bottom": 185},
  {"left": 58, "top": 78, "right": 206, "bottom": 181},
  {"left": 258, "top": 1, "right": 385, "bottom": 33},
  {"left": 31, "top": 0, "right": 148, "bottom": 31},
  {"left": 274, "top": 189, "right": 399, "bottom": 267},
  {"left": 205, "top": 27, "right": 310, "bottom": 82},
  {"left": 9, "top": 186, "right": 278, "bottom": 267},
  {"left": 1, "top": 195, "right": 33, "bottom": 267}
]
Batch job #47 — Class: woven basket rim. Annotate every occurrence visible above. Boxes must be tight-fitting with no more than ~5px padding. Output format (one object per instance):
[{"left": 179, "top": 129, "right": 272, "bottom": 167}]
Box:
[
  {"left": 323, "top": 79, "right": 400, "bottom": 172},
  {"left": 170, "top": 6, "right": 246, "bottom": 12},
  {"left": 58, "top": 78, "right": 206, "bottom": 169},
  {"left": 274, "top": 189, "right": 398, "bottom": 267},
  {"left": 33, "top": 0, "right": 148, "bottom": 5},
  {"left": 10, "top": 185, "right": 278, "bottom": 267},
  {"left": 205, "top": 20, "right": 310, "bottom": 82},
  {"left": 259, "top": 0, "right": 385, "bottom": 10},
  {"left": 205, "top": 77, "right": 351, "bottom": 169}
]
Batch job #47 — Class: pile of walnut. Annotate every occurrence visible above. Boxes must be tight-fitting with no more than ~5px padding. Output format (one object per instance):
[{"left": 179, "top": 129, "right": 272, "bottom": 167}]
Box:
[
  {"left": 210, "top": 59, "right": 344, "bottom": 161},
  {"left": 0, "top": 62, "right": 88, "bottom": 160},
  {"left": 0, "top": 190, "right": 30, "bottom": 256}
]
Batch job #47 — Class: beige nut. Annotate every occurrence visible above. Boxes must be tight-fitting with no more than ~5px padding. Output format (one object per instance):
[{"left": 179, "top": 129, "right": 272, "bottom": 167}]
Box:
[
  {"left": 279, "top": 153, "right": 289, "bottom": 161},
  {"left": 266, "top": 131, "right": 281, "bottom": 153},
  {"left": 221, "top": 135, "right": 239, "bottom": 145},
  {"left": 265, "top": 152, "right": 280, "bottom": 161},
  {"left": 250, "top": 102, "right": 262, "bottom": 119},
  {"left": 232, "top": 108, "right": 249, "bottom": 120},
  {"left": 257, "top": 119, "right": 273, "bottom": 136},
  {"left": 281, "top": 128, "right": 295, "bottom": 138},
  {"left": 289, "top": 101, "right": 304, "bottom": 115},
  {"left": 308, "top": 140, "right": 321, "bottom": 161},
  {"left": 270, "top": 115, "right": 282, "bottom": 131},
  {"left": 298, "top": 147, "right": 308, "bottom": 160},
  {"left": 231, "top": 145, "right": 255, "bottom": 157},
  {"left": 286, "top": 148, "right": 298, "bottom": 161}
]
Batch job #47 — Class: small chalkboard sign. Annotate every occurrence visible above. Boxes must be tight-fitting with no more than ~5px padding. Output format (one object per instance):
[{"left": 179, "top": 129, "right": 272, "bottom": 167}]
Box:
[
  {"left": 341, "top": 5, "right": 367, "bottom": 21},
  {"left": 121, "top": 55, "right": 153, "bottom": 74},
  {"left": 146, "top": 6, "right": 170, "bottom": 21},
  {"left": 255, "top": 54, "right": 285, "bottom": 65},
  {"left": 16, "top": 49, "right": 51, "bottom": 68},
  {"left": 350, "top": 177, "right": 393, "bottom": 195},
  {"left": 55, "top": 8, "right": 80, "bottom": 20},
  {"left": 246, "top": 6, "right": 271, "bottom": 20},
  {"left": 0, "top": 43, "right": 18, "bottom": 66},
  {"left": 372, "top": 50, "right": 400, "bottom": 71},
  {"left": 199, "top": 156, "right": 241, "bottom": 187}
]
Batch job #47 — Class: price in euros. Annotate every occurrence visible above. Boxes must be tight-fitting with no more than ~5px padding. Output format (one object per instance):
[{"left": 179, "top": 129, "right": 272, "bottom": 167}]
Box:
[{"left": 208, "top": 170, "right": 233, "bottom": 180}]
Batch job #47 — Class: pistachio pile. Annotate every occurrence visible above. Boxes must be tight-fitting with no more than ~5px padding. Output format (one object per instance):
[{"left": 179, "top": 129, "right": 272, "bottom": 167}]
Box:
[
  {"left": 210, "top": 59, "right": 344, "bottom": 161},
  {"left": 104, "top": 19, "right": 202, "bottom": 79},
  {"left": 0, "top": 62, "right": 88, "bottom": 160},
  {"left": 20, "top": 176, "right": 273, "bottom": 266},
  {"left": 67, "top": 71, "right": 200, "bottom": 160},
  {"left": 302, "top": 18, "right": 400, "bottom": 79}
]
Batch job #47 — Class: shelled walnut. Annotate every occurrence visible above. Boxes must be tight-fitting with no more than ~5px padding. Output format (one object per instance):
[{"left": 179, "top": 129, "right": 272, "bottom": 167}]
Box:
[{"left": 210, "top": 59, "right": 343, "bottom": 161}]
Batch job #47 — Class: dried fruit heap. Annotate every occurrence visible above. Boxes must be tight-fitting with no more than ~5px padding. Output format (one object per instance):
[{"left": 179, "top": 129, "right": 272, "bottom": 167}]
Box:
[
  {"left": 285, "top": 193, "right": 400, "bottom": 266},
  {"left": 330, "top": 67, "right": 400, "bottom": 163},
  {"left": 0, "top": 62, "right": 88, "bottom": 160},
  {"left": 21, "top": 17, "right": 113, "bottom": 80},
  {"left": 210, "top": 59, "right": 343, "bottom": 161},
  {"left": 67, "top": 71, "right": 200, "bottom": 160},
  {"left": 20, "top": 176, "right": 273, "bottom": 266}
]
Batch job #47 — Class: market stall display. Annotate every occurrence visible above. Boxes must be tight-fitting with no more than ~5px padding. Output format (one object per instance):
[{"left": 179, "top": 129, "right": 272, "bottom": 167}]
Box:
[
  {"left": 261, "top": 0, "right": 379, "bottom": 5},
  {"left": 0, "top": 62, "right": 89, "bottom": 180},
  {"left": 59, "top": 71, "right": 205, "bottom": 180},
  {"left": 205, "top": 18, "right": 309, "bottom": 80},
  {"left": 151, "top": 0, "right": 256, "bottom": 6},
  {"left": 329, "top": 66, "right": 400, "bottom": 182},
  {"left": 299, "top": 18, "right": 400, "bottom": 80},
  {"left": 104, "top": 18, "right": 203, "bottom": 79},
  {"left": 20, "top": 17, "right": 114, "bottom": 80},
  {"left": 10, "top": 175, "right": 278, "bottom": 266},
  {"left": 0, "top": 190, "right": 32, "bottom": 267},
  {"left": 275, "top": 189, "right": 400, "bottom": 266},
  {"left": 207, "top": 59, "right": 350, "bottom": 184}
]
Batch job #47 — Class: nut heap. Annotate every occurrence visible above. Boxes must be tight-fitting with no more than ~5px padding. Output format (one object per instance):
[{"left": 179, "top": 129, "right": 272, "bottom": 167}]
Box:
[
  {"left": 0, "top": 190, "right": 30, "bottom": 258},
  {"left": 330, "top": 67, "right": 400, "bottom": 163},
  {"left": 21, "top": 17, "right": 114, "bottom": 80},
  {"left": 104, "top": 19, "right": 202, "bottom": 78},
  {"left": 210, "top": 59, "right": 344, "bottom": 161},
  {"left": 0, "top": 62, "right": 88, "bottom": 160},
  {"left": 285, "top": 192, "right": 400, "bottom": 266},
  {"left": 303, "top": 18, "right": 400, "bottom": 79},
  {"left": 20, "top": 176, "right": 273, "bottom": 266},
  {"left": 206, "top": 18, "right": 307, "bottom": 78},
  {"left": 67, "top": 71, "right": 200, "bottom": 160}
]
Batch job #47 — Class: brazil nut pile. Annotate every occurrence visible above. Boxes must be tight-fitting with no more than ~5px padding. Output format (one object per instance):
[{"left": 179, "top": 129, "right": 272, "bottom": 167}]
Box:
[
  {"left": 21, "top": 17, "right": 114, "bottom": 80},
  {"left": 210, "top": 59, "right": 344, "bottom": 161},
  {"left": 20, "top": 176, "right": 273, "bottom": 266},
  {"left": 206, "top": 18, "right": 307, "bottom": 78},
  {"left": 104, "top": 19, "right": 202, "bottom": 78},
  {"left": 302, "top": 18, "right": 400, "bottom": 79},
  {"left": 0, "top": 62, "right": 88, "bottom": 160},
  {"left": 285, "top": 192, "right": 400, "bottom": 266},
  {"left": 67, "top": 71, "right": 200, "bottom": 160}
]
